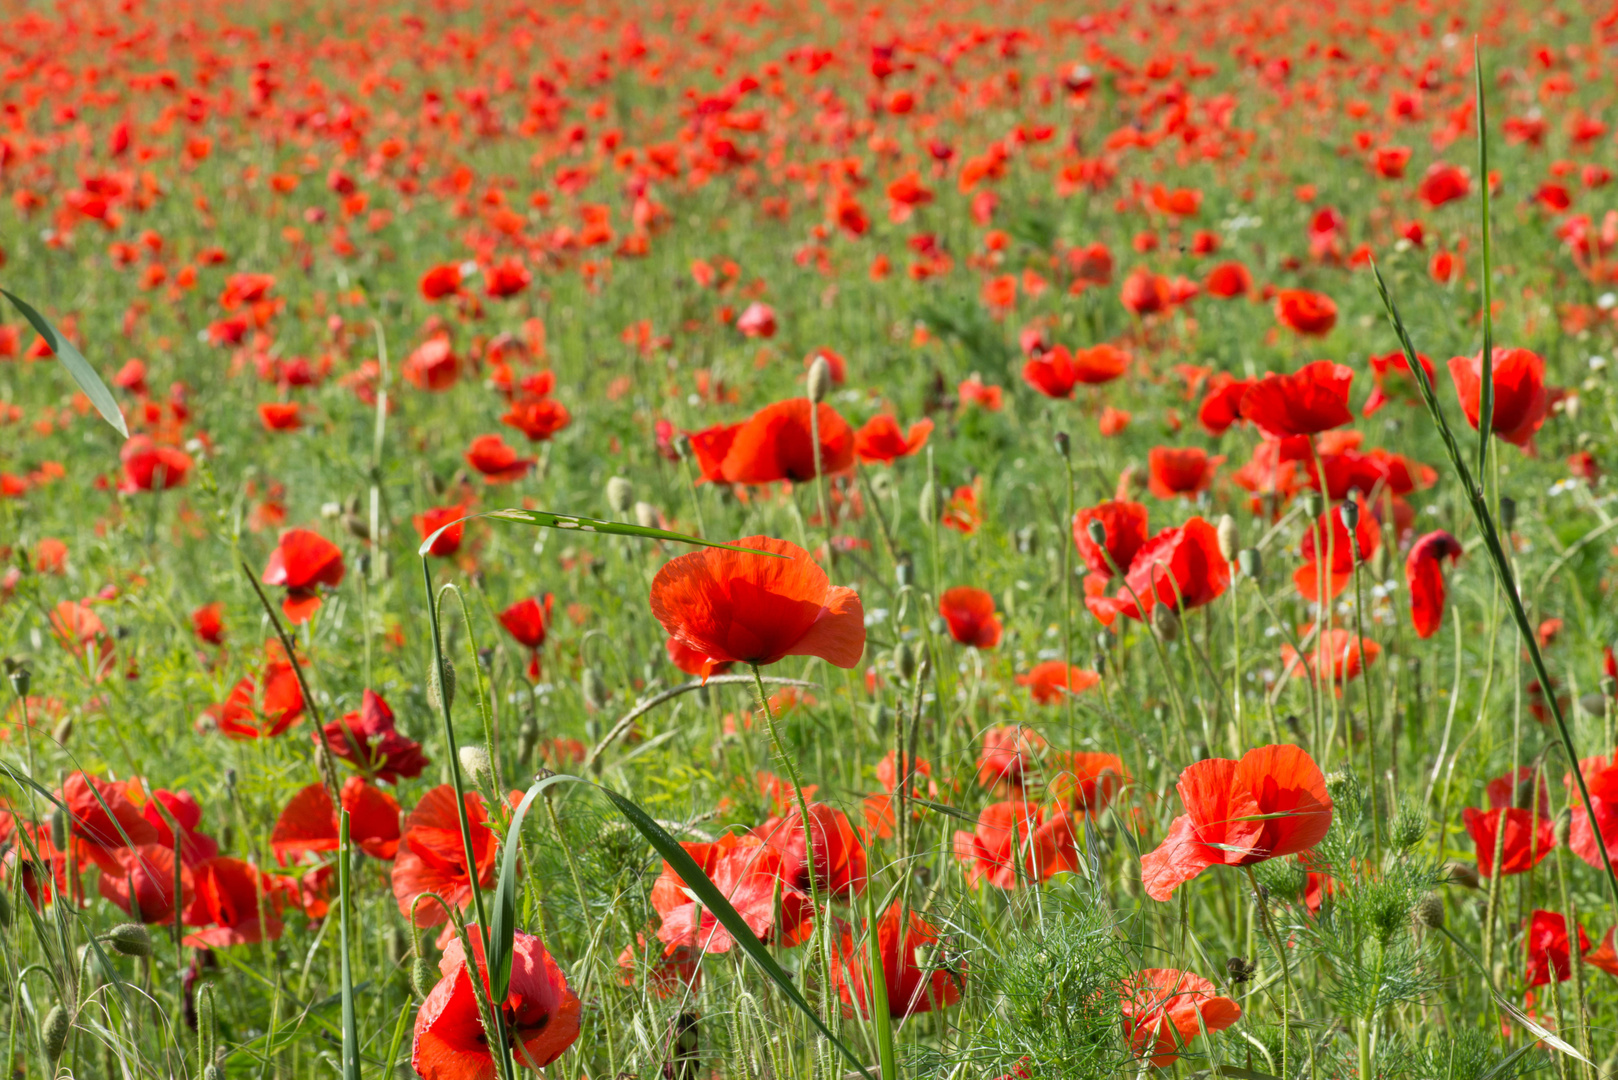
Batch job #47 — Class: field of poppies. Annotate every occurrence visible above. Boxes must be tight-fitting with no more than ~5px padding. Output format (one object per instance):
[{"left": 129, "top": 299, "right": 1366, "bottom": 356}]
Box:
[{"left": 4, "top": 0, "right": 1618, "bottom": 1077}]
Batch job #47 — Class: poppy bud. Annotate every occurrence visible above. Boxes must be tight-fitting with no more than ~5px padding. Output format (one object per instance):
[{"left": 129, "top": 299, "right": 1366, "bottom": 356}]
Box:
[
  {"left": 1216, "top": 514, "right": 1239, "bottom": 561},
  {"left": 42, "top": 1003, "right": 70, "bottom": 1062},
  {"left": 3, "top": 656, "right": 29, "bottom": 697},
  {"left": 108, "top": 922, "right": 153, "bottom": 957},
  {"left": 918, "top": 482, "right": 938, "bottom": 525},
  {"left": 1554, "top": 808, "right": 1572, "bottom": 848},
  {"left": 894, "top": 642, "right": 917, "bottom": 681},
  {"left": 427, "top": 659, "right": 456, "bottom": 713},
  {"left": 51, "top": 715, "right": 72, "bottom": 746},
  {"left": 928, "top": 615, "right": 946, "bottom": 636},
  {"left": 1604, "top": 675, "right": 1618, "bottom": 699},
  {"left": 1052, "top": 431, "right": 1070, "bottom": 459},
  {"left": 1444, "top": 860, "right": 1480, "bottom": 889},
  {"left": 1151, "top": 604, "right": 1180, "bottom": 641},
  {"left": 807, "top": 356, "right": 833, "bottom": 403},
  {"left": 1498, "top": 495, "right": 1516, "bottom": 532},
  {"left": 895, "top": 556, "right": 915, "bottom": 588},
  {"left": 1085, "top": 518, "right": 1107, "bottom": 548},
  {"left": 1237, "top": 548, "right": 1262, "bottom": 580},
  {"left": 606, "top": 476, "right": 634, "bottom": 516},
  {"left": 582, "top": 667, "right": 609, "bottom": 710},
  {"left": 1301, "top": 490, "right": 1324, "bottom": 518},
  {"left": 634, "top": 502, "right": 658, "bottom": 529},
  {"left": 1414, "top": 893, "right": 1445, "bottom": 929},
  {"left": 50, "top": 808, "right": 66, "bottom": 851},
  {"left": 671, "top": 433, "right": 693, "bottom": 462},
  {"left": 1580, "top": 692, "right": 1607, "bottom": 717},
  {"left": 1339, "top": 496, "right": 1359, "bottom": 529},
  {"left": 458, "top": 746, "right": 491, "bottom": 781},
  {"left": 343, "top": 509, "right": 372, "bottom": 542},
  {"left": 410, "top": 956, "right": 436, "bottom": 1000}
]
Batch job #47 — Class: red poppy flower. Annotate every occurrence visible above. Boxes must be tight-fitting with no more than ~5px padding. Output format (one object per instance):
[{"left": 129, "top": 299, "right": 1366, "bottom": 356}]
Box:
[
  {"left": 391, "top": 786, "right": 499, "bottom": 927},
  {"left": 976, "top": 726, "right": 1046, "bottom": 789},
  {"left": 1525, "top": 910, "right": 1591, "bottom": 987},
  {"left": 719, "top": 399, "right": 854, "bottom": 484},
  {"left": 118, "top": 435, "right": 193, "bottom": 492},
  {"left": 210, "top": 644, "right": 305, "bottom": 739},
  {"left": 191, "top": 602, "right": 225, "bottom": 645},
  {"left": 502, "top": 397, "right": 571, "bottom": 442},
  {"left": 958, "top": 376, "right": 1003, "bottom": 411},
  {"left": 1282, "top": 628, "right": 1381, "bottom": 687},
  {"left": 419, "top": 263, "right": 462, "bottom": 301},
  {"left": 753, "top": 803, "right": 868, "bottom": 899},
  {"left": 262, "top": 529, "right": 345, "bottom": 624},
  {"left": 257, "top": 401, "right": 302, "bottom": 431},
  {"left": 142, "top": 789, "right": 220, "bottom": 866},
  {"left": 684, "top": 422, "right": 743, "bottom": 482},
  {"left": 271, "top": 778, "right": 402, "bottom": 863},
  {"left": 1120, "top": 268, "right": 1171, "bottom": 316},
  {"left": 465, "top": 434, "right": 535, "bottom": 484},
  {"left": 1120, "top": 969, "right": 1241, "bottom": 1067},
  {"left": 1146, "top": 447, "right": 1222, "bottom": 500},
  {"left": 1239, "top": 361, "right": 1354, "bottom": 438},
  {"left": 183, "top": 856, "right": 284, "bottom": 948},
  {"left": 939, "top": 586, "right": 1001, "bottom": 649},
  {"left": 415, "top": 506, "right": 467, "bottom": 558},
  {"left": 952, "top": 801, "right": 1079, "bottom": 888},
  {"left": 1363, "top": 351, "right": 1436, "bottom": 416},
  {"left": 1140, "top": 744, "right": 1333, "bottom": 901},
  {"left": 99, "top": 844, "right": 191, "bottom": 924},
  {"left": 1406, "top": 530, "right": 1462, "bottom": 638},
  {"left": 1462, "top": 806, "right": 1554, "bottom": 877},
  {"left": 61, "top": 771, "right": 160, "bottom": 873},
  {"left": 1086, "top": 517, "right": 1229, "bottom": 626},
  {"left": 1015, "top": 661, "right": 1101, "bottom": 704},
  {"left": 482, "top": 257, "right": 531, "bottom": 299},
  {"left": 735, "top": 301, "right": 777, "bottom": 338},
  {"left": 648, "top": 535, "right": 864, "bottom": 678},
  {"left": 1293, "top": 498, "right": 1380, "bottom": 602},
  {"left": 1273, "top": 289, "right": 1338, "bottom": 336},
  {"left": 1373, "top": 146, "right": 1411, "bottom": 179},
  {"left": 831, "top": 902, "right": 962, "bottom": 1018},
  {"left": 1568, "top": 755, "right": 1618, "bottom": 870},
  {"left": 654, "top": 834, "right": 811, "bottom": 954},
  {"left": 317, "top": 689, "right": 429, "bottom": 784},
  {"left": 665, "top": 635, "right": 732, "bottom": 677},
  {"left": 854, "top": 415, "right": 932, "bottom": 464},
  {"left": 403, "top": 336, "right": 459, "bottom": 392},
  {"left": 1447, "top": 347, "right": 1549, "bottom": 449},
  {"left": 499, "top": 595, "right": 555, "bottom": 680},
  {"left": 1073, "top": 500, "right": 1149, "bottom": 577},
  {"left": 1049, "top": 751, "right": 1130, "bottom": 818},
  {"left": 413, "top": 929, "right": 581, "bottom": 1080},
  {"left": 1203, "top": 261, "right": 1252, "bottom": 298},
  {"left": 1418, "top": 162, "right": 1470, "bottom": 207}
]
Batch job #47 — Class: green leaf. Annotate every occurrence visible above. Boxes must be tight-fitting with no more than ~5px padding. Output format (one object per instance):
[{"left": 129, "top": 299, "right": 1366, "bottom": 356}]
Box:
[
  {"left": 419, "top": 508, "right": 789, "bottom": 558},
  {"left": 864, "top": 888, "right": 897, "bottom": 1080},
  {"left": 487, "top": 775, "right": 574, "bottom": 1004},
  {"left": 0, "top": 289, "right": 127, "bottom": 438},
  {"left": 534, "top": 773, "right": 875, "bottom": 1080}
]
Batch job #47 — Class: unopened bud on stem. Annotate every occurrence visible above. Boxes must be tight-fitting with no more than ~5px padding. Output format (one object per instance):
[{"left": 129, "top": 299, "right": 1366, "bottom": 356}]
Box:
[
  {"left": 1216, "top": 514, "right": 1239, "bottom": 561},
  {"left": 606, "top": 476, "right": 634, "bottom": 516},
  {"left": 807, "top": 356, "right": 833, "bottom": 403}
]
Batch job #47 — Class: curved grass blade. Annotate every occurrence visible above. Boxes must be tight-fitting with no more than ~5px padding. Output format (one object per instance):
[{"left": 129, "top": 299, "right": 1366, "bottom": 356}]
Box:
[
  {"left": 0, "top": 289, "right": 127, "bottom": 438},
  {"left": 531, "top": 773, "right": 874, "bottom": 1080},
  {"left": 420, "top": 508, "right": 788, "bottom": 558},
  {"left": 487, "top": 774, "right": 575, "bottom": 1004}
]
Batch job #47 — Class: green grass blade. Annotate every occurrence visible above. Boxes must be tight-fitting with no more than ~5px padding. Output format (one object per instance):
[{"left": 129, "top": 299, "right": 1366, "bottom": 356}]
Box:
[
  {"left": 487, "top": 774, "right": 574, "bottom": 1004},
  {"left": 337, "top": 809, "right": 360, "bottom": 1080},
  {"left": 419, "top": 508, "right": 789, "bottom": 558},
  {"left": 864, "top": 889, "right": 897, "bottom": 1080},
  {"left": 0, "top": 289, "right": 128, "bottom": 438},
  {"left": 1473, "top": 41, "right": 1494, "bottom": 467}
]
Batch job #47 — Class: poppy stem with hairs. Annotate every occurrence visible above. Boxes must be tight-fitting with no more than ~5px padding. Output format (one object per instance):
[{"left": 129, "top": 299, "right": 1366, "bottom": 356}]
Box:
[
  {"left": 1347, "top": 531, "right": 1381, "bottom": 863},
  {"left": 807, "top": 398, "right": 835, "bottom": 571},
  {"left": 337, "top": 809, "right": 360, "bottom": 1080},
  {"left": 419, "top": 557, "right": 515, "bottom": 1080},
  {"left": 1245, "top": 865, "right": 1294, "bottom": 1080},
  {"left": 239, "top": 562, "right": 348, "bottom": 803},
  {"left": 1057, "top": 432, "right": 1076, "bottom": 751},
  {"left": 1374, "top": 262, "right": 1618, "bottom": 921},
  {"left": 1474, "top": 40, "right": 1494, "bottom": 468},
  {"left": 367, "top": 317, "right": 392, "bottom": 583}
]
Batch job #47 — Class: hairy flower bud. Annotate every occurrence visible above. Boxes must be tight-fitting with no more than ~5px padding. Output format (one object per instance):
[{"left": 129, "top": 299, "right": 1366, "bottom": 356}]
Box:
[
  {"left": 806, "top": 356, "right": 833, "bottom": 403},
  {"left": 634, "top": 501, "right": 658, "bottom": 529},
  {"left": 51, "top": 715, "right": 73, "bottom": 747},
  {"left": 1414, "top": 893, "right": 1445, "bottom": 929},
  {"left": 918, "top": 481, "right": 938, "bottom": 526},
  {"left": 606, "top": 476, "right": 634, "bottom": 515},
  {"left": 108, "top": 922, "right": 152, "bottom": 957},
  {"left": 1444, "top": 861, "right": 1480, "bottom": 890},
  {"left": 458, "top": 746, "right": 491, "bottom": 781},
  {"left": 1554, "top": 808, "right": 1572, "bottom": 848},
  {"left": 1237, "top": 547, "right": 1262, "bottom": 581},
  {"left": 1085, "top": 518, "right": 1108, "bottom": 548},
  {"left": 1052, "top": 431, "right": 1070, "bottom": 459},
  {"left": 1216, "top": 514, "right": 1239, "bottom": 562},
  {"left": 1151, "top": 604, "right": 1181, "bottom": 641},
  {"left": 427, "top": 659, "right": 457, "bottom": 713},
  {"left": 410, "top": 956, "right": 437, "bottom": 1000},
  {"left": 894, "top": 642, "right": 917, "bottom": 682},
  {"left": 42, "top": 1003, "right": 71, "bottom": 1062},
  {"left": 582, "top": 667, "right": 609, "bottom": 711}
]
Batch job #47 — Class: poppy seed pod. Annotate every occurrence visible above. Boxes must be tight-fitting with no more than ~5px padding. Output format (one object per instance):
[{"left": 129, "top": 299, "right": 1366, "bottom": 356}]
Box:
[
  {"left": 606, "top": 476, "right": 634, "bottom": 515},
  {"left": 634, "top": 502, "right": 658, "bottom": 529},
  {"left": 1237, "top": 547, "right": 1262, "bottom": 580},
  {"left": 42, "top": 1003, "right": 70, "bottom": 1062},
  {"left": 1216, "top": 514, "right": 1239, "bottom": 562},
  {"left": 1053, "top": 431, "right": 1070, "bottom": 459},
  {"left": 1151, "top": 603, "right": 1181, "bottom": 641},
  {"left": 3, "top": 656, "right": 29, "bottom": 697},
  {"left": 427, "top": 659, "right": 456, "bottom": 713},
  {"left": 1339, "top": 496, "right": 1360, "bottom": 530},
  {"left": 807, "top": 355, "right": 833, "bottom": 403},
  {"left": 1414, "top": 893, "right": 1445, "bottom": 929},
  {"left": 1086, "top": 518, "right": 1108, "bottom": 548},
  {"left": 108, "top": 922, "right": 153, "bottom": 957}
]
